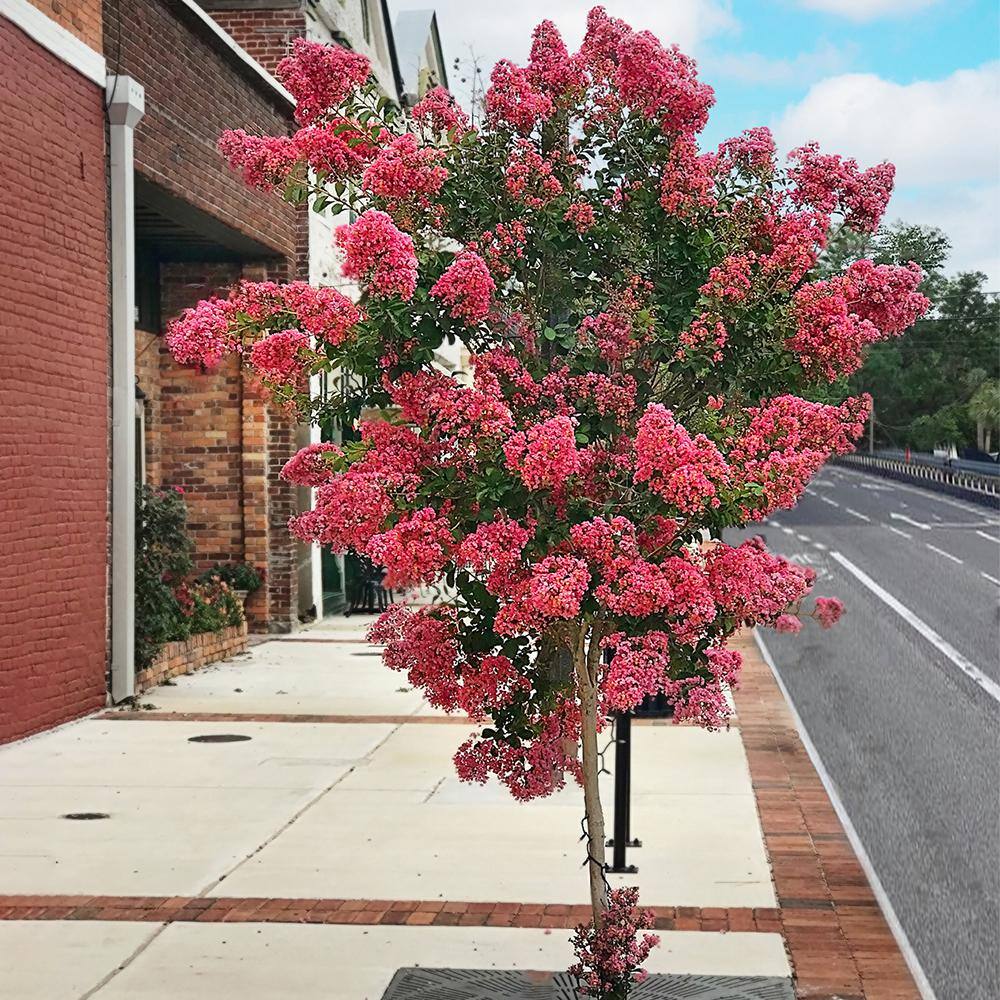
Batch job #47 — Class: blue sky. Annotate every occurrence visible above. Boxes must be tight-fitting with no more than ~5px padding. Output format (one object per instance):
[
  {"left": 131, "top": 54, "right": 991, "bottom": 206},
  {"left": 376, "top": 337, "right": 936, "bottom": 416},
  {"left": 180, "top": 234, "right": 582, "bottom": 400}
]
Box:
[{"left": 391, "top": 0, "right": 999, "bottom": 283}]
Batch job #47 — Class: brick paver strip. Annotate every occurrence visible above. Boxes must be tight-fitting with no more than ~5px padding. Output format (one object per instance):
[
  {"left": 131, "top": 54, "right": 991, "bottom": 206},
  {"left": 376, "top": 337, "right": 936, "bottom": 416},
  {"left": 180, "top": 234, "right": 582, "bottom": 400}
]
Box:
[
  {"left": 730, "top": 631, "right": 921, "bottom": 1000},
  {"left": 0, "top": 895, "right": 784, "bottom": 932}
]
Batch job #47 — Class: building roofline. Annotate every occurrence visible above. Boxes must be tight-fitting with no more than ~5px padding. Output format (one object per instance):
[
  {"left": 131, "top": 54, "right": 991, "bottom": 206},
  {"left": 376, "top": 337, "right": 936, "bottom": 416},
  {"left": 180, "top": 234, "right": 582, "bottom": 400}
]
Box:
[{"left": 174, "top": 0, "right": 295, "bottom": 109}]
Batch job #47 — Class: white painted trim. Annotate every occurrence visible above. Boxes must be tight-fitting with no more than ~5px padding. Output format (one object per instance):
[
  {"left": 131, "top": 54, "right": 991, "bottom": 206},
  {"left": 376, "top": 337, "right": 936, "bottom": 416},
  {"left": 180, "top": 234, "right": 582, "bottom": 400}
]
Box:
[
  {"left": 753, "top": 630, "right": 939, "bottom": 1000},
  {"left": 1, "top": 0, "right": 105, "bottom": 85},
  {"left": 175, "top": 0, "right": 295, "bottom": 107}
]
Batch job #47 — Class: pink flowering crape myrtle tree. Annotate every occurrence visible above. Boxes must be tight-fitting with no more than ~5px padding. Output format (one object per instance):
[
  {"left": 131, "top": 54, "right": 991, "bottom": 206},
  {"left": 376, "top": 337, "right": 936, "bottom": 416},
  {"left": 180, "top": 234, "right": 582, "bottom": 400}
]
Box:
[{"left": 167, "top": 8, "right": 928, "bottom": 990}]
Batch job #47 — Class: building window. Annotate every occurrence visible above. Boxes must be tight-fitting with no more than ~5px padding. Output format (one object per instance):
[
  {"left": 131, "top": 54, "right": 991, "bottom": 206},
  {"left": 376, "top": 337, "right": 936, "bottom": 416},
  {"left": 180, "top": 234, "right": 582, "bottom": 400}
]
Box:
[{"left": 360, "top": 0, "right": 371, "bottom": 44}]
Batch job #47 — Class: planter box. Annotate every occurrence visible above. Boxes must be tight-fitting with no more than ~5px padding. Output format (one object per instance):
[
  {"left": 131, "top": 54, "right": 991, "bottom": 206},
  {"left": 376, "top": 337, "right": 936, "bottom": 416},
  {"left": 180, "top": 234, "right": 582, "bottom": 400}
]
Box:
[{"left": 136, "top": 621, "right": 248, "bottom": 693}]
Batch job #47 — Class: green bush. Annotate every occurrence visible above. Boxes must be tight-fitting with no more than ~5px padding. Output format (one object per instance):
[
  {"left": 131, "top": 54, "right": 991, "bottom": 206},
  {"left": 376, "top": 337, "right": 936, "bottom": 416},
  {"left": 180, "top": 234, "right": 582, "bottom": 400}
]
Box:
[
  {"left": 196, "top": 560, "right": 264, "bottom": 593},
  {"left": 135, "top": 486, "right": 244, "bottom": 672}
]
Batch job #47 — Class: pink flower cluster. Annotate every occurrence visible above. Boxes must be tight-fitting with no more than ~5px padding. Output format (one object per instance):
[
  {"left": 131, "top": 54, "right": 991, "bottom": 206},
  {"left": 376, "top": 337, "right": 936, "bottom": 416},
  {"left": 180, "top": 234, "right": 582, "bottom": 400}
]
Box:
[
  {"left": 788, "top": 142, "right": 895, "bottom": 233},
  {"left": 791, "top": 260, "right": 928, "bottom": 380},
  {"left": 277, "top": 38, "right": 370, "bottom": 126},
  {"left": 280, "top": 442, "right": 343, "bottom": 487},
  {"left": 570, "top": 886, "right": 659, "bottom": 997},
  {"left": 361, "top": 133, "right": 448, "bottom": 209},
  {"left": 634, "top": 404, "right": 729, "bottom": 513},
  {"left": 718, "top": 127, "right": 776, "bottom": 177},
  {"left": 337, "top": 209, "right": 418, "bottom": 300},
  {"left": 504, "top": 415, "right": 581, "bottom": 490},
  {"left": 659, "top": 134, "right": 717, "bottom": 218},
  {"left": 165, "top": 297, "right": 238, "bottom": 368},
  {"left": 705, "top": 538, "right": 813, "bottom": 624},
  {"left": 248, "top": 329, "right": 310, "bottom": 386},
  {"left": 505, "top": 140, "right": 564, "bottom": 208},
  {"left": 412, "top": 85, "right": 471, "bottom": 136},
  {"left": 729, "top": 394, "right": 870, "bottom": 516},
  {"left": 700, "top": 254, "right": 754, "bottom": 304},
  {"left": 565, "top": 201, "right": 597, "bottom": 233},
  {"left": 486, "top": 59, "right": 554, "bottom": 134},
  {"left": 366, "top": 507, "right": 453, "bottom": 588},
  {"left": 217, "top": 131, "right": 299, "bottom": 191},
  {"left": 577, "top": 311, "right": 636, "bottom": 364},
  {"left": 615, "top": 31, "right": 714, "bottom": 135},
  {"left": 813, "top": 596, "right": 844, "bottom": 628},
  {"left": 430, "top": 252, "right": 496, "bottom": 325}
]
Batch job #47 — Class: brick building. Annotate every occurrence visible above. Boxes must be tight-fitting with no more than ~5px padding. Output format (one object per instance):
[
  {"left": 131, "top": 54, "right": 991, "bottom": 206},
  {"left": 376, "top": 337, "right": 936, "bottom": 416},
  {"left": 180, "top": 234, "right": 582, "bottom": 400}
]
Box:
[{"left": 0, "top": 0, "right": 447, "bottom": 744}]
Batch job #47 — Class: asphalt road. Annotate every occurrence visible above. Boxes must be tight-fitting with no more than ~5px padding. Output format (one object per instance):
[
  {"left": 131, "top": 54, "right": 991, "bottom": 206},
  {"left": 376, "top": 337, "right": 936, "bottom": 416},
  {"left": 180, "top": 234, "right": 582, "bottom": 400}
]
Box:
[{"left": 729, "top": 464, "right": 1000, "bottom": 1000}]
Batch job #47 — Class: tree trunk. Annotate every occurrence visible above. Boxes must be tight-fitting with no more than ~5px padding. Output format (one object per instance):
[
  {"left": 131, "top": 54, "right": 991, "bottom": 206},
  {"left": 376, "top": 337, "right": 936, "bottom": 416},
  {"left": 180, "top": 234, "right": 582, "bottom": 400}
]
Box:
[{"left": 575, "top": 636, "right": 608, "bottom": 928}]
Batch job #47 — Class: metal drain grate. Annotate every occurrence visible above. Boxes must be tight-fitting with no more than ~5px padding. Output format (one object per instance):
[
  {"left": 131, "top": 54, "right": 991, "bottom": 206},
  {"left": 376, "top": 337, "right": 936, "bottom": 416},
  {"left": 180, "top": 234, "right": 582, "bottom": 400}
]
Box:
[{"left": 380, "top": 969, "right": 795, "bottom": 1000}]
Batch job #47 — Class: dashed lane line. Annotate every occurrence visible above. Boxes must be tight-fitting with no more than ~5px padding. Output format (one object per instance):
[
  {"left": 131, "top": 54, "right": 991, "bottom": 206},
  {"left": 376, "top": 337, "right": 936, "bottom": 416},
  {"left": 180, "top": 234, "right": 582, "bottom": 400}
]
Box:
[
  {"left": 982, "top": 572, "right": 1000, "bottom": 587},
  {"left": 820, "top": 496, "right": 840, "bottom": 508},
  {"left": 887, "top": 525, "right": 913, "bottom": 540},
  {"left": 845, "top": 507, "right": 872, "bottom": 523},
  {"left": 925, "top": 543, "right": 963, "bottom": 566},
  {"left": 975, "top": 530, "right": 999, "bottom": 545},
  {"left": 831, "top": 551, "right": 1000, "bottom": 706}
]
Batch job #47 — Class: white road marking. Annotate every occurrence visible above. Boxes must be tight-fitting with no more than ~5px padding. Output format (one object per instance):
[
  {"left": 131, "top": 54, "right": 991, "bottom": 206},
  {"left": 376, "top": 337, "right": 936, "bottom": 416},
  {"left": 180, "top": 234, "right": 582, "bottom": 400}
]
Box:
[
  {"left": 813, "top": 542, "right": 828, "bottom": 551},
  {"left": 981, "top": 572, "right": 1000, "bottom": 587},
  {"left": 820, "top": 496, "right": 840, "bottom": 508},
  {"left": 925, "top": 543, "right": 963, "bottom": 565},
  {"left": 975, "top": 530, "right": 999, "bottom": 545},
  {"left": 890, "top": 512, "right": 931, "bottom": 531},
  {"left": 804, "top": 488, "right": 816, "bottom": 496},
  {"left": 782, "top": 527, "right": 794, "bottom": 535},
  {"left": 831, "top": 551, "right": 1000, "bottom": 705},
  {"left": 846, "top": 507, "right": 872, "bottom": 523},
  {"left": 887, "top": 525, "right": 912, "bottom": 540},
  {"left": 796, "top": 533, "right": 811, "bottom": 542},
  {"left": 769, "top": 519, "right": 782, "bottom": 528},
  {"left": 754, "top": 632, "right": 940, "bottom": 1000}
]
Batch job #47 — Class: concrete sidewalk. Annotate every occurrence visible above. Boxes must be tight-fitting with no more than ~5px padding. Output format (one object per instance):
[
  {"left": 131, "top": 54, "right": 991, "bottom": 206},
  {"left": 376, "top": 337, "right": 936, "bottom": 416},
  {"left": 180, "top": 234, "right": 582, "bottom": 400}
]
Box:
[{"left": 0, "top": 614, "right": 919, "bottom": 999}]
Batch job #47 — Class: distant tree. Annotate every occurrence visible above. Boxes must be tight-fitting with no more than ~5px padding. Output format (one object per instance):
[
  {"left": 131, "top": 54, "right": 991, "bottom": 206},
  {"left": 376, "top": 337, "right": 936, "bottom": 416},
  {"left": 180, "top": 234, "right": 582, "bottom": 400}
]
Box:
[
  {"left": 820, "top": 224, "right": 998, "bottom": 451},
  {"left": 968, "top": 379, "right": 1000, "bottom": 453}
]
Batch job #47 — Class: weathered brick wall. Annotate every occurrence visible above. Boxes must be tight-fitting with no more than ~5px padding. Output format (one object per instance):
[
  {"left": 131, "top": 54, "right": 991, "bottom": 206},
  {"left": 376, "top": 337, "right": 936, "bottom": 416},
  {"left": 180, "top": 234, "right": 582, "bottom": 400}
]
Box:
[
  {"left": 106, "top": 0, "right": 299, "bottom": 260},
  {"left": 0, "top": 18, "right": 108, "bottom": 743},
  {"left": 25, "top": 0, "right": 103, "bottom": 51},
  {"left": 206, "top": 4, "right": 305, "bottom": 75},
  {"left": 144, "top": 263, "right": 299, "bottom": 633}
]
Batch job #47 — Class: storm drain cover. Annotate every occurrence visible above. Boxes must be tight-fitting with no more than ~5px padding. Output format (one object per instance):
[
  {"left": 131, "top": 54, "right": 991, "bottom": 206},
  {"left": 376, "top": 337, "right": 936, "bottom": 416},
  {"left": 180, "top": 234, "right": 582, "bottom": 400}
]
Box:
[
  {"left": 187, "top": 734, "right": 252, "bottom": 743},
  {"left": 61, "top": 812, "right": 110, "bottom": 821},
  {"left": 380, "top": 969, "right": 795, "bottom": 1000}
]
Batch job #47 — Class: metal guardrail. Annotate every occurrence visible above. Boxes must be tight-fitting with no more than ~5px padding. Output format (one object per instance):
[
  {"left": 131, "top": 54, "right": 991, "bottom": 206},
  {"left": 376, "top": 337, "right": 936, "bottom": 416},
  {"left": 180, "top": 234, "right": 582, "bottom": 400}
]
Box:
[
  {"left": 871, "top": 448, "right": 1000, "bottom": 478},
  {"left": 835, "top": 453, "right": 1000, "bottom": 508}
]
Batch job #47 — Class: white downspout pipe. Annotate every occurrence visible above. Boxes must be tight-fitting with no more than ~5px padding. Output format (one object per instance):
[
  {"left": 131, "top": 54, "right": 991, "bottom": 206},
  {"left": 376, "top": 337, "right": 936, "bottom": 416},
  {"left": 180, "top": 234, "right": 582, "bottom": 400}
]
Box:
[{"left": 107, "top": 76, "right": 145, "bottom": 704}]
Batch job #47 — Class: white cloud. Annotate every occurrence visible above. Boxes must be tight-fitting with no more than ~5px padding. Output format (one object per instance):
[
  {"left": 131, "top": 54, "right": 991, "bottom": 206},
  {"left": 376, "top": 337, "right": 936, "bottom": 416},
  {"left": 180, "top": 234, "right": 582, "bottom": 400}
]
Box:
[
  {"left": 390, "top": 0, "right": 736, "bottom": 99},
  {"left": 890, "top": 183, "right": 1000, "bottom": 284},
  {"left": 707, "top": 40, "right": 849, "bottom": 85},
  {"left": 797, "top": 0, "right": 940, "bottom": 20},
  {"left": 773, "top": 63, "right": 999, "bottom": 185}
]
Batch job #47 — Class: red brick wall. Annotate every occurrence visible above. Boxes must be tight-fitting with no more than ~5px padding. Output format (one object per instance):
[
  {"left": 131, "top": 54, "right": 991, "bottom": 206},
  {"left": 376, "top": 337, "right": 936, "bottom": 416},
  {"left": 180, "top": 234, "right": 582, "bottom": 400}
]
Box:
[
  {"left": 205, "top": 4, "right": 305, "bottom": 75},
  {"left": 106, "top": 0, "right": 300, "bottom": 260},
  {"left": 0, "top": 19, "right": 108, "bottom": 743},
  {"left": 24, "top": 0, "right": 103, "bottom": 51}
]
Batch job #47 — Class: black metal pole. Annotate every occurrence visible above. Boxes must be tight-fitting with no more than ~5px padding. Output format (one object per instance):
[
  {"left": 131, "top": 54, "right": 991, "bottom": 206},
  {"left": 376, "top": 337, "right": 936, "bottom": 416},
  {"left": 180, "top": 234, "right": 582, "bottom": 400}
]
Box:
[{"left": 605, "top": 710, "right": 638, "bottom": 873}]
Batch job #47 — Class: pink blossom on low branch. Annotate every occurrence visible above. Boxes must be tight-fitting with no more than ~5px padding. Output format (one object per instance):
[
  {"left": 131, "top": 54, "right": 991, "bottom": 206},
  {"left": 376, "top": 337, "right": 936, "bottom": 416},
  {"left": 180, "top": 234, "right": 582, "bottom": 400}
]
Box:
[
  {"left": 337, "top": 209, "right": 418, "bottom": 300},
  {"left": 570, "top": 887, "right": 659, "bottom": 997},
  {"left": 564, "top": 201, "right": 597, "bottom": 233},
  {"left": 457, "top": 515, "right": 533, "bottom": 572},
  {"left": 280, "top": 442, "right": 343, "bottom": 487},
  {"left": 634, "top": 404, "right": 730, "bottom": 513},
  {"left": 504, "top": 415, "right": 581, "bottom": 490},
  {"left": 659, "top": 133, "right": 717, "bottom": 218},
  {"left": 293, "top": 122, "right": 378, "bottom": 178},
  {"left": 813, "top": 596, "right": 845, "bottom": 628},
  {"left": 277, "top": 37, "right": 370, "bottom": 126},
  {"left": 430, "top": 251, "right": 496, "bottom": 325},
  {"left": 775, "top": 614, "right": 802, "bottom": 634},
  {"left": 280, "top": 282, "right": 362, "bottom": 346}
]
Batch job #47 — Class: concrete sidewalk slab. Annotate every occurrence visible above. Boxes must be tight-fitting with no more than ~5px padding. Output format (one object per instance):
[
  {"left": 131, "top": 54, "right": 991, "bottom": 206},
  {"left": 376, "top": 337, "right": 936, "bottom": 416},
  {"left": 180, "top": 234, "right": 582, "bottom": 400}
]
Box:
[
  {"left": 79, "top": 922, "right": 790, "bottom": 999},
  {"left": 142, "top": 641, "right": 424, "bottom": 716},
  {"left": 0, "top": 921, "right": 153, "bottom": 999},
  {"left": 0, "top": 720, "right": 394, "bottom": 895}
]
